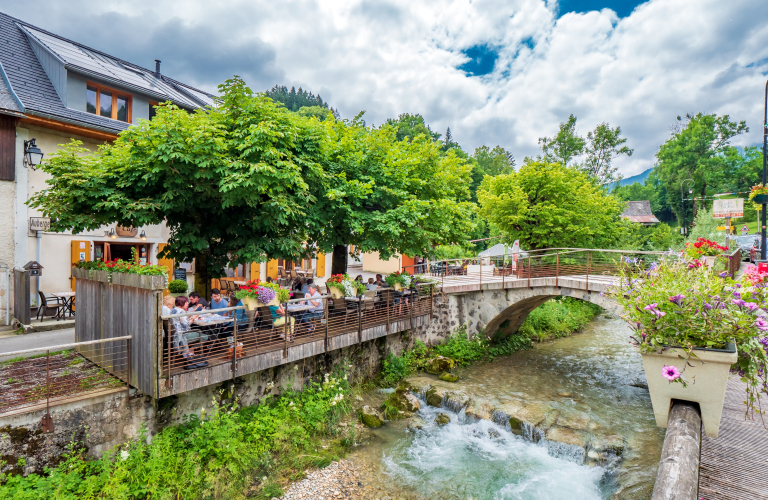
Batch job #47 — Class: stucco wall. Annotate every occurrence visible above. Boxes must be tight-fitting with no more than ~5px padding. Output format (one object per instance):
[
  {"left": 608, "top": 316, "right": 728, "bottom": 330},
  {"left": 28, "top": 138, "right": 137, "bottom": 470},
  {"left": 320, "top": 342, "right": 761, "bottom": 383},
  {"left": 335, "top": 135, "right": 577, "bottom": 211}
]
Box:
[
  {"left": 0, "top": 180, "right": 14, "bottom": 325},
  {"left": 361, "top": 251, "right": 401, "bottom": 274}
]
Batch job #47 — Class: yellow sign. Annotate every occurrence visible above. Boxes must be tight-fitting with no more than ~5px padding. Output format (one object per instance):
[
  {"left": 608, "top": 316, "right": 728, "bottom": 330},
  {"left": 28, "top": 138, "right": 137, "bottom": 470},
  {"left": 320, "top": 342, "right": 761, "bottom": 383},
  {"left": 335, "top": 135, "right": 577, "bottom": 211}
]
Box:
[{"left": 716, "top": 226, "right": 735, "bottom": 230}]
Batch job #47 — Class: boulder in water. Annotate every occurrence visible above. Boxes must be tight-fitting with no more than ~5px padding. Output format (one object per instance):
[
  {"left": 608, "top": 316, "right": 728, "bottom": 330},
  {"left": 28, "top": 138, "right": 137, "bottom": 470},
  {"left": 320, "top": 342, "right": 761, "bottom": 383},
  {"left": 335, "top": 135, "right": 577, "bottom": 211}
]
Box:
[
  {"left": 435, "top": 413, "right": 451, "bottom": 426},
  {"left": 593, "top": 434, "right": 625, "bottom": 455},
  {"left": 426, "top": 388, "right": 443, "bottom": 407},
  {"left": 439, "top": 372, "right": 459, "bottom": 382},
  {"left": 425, "top": 356, "right": 454, "bottom": 374},
  {"left": 545, "top": 426, "right": 588, "bottom": 448},
  {"left": 465, "top": 399, "right": 494, "bottom": 421},
  {"left": 360, "top": 406, "right": 384, "bottom": 428},
  {"left": 407, "top": 416, "right": 426, "bottom": 431}
]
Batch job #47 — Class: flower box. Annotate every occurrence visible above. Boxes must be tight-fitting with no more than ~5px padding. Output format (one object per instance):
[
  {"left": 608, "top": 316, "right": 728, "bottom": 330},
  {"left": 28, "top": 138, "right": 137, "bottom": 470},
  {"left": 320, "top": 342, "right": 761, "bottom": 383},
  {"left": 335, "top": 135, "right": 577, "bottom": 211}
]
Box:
[
  {"left": 328, "top": 287, "right": 345, "bottom": 299},
  {"left": 640, "top": 343, "right": 736, "bottom": 438},
  {"left": 752, "top": 194, "right": 768, "bottom": 204}
]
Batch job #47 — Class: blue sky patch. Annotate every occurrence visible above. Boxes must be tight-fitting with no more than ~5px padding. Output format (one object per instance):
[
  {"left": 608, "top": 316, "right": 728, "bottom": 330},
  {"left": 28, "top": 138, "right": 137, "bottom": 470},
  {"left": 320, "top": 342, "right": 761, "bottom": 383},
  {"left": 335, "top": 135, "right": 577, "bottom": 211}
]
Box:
[
  {"left": 458, "top": 45, "right": 498, "bottom": 76},
  {"left": 557, "top": 0, "right": 647, "bottom": 18}
]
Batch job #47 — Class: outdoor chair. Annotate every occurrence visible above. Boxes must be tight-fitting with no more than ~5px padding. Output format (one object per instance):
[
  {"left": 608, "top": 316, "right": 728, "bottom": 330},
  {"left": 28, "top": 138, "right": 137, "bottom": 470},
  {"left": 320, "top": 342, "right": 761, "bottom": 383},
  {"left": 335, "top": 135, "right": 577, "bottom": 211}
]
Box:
[
  {"left": 36, "top": 291, "right": 65, "bottom": 322},
  {"left": 360, "top": 291, "right": 376, "bottom": 317},
  {"left": 290, "top": 269, "right": 299, "bottom": 280}
]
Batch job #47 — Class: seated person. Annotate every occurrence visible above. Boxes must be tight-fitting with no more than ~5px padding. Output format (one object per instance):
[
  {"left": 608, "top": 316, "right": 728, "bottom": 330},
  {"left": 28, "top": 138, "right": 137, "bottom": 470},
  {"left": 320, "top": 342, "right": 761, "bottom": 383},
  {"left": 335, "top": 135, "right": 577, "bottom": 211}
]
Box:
[
  {"left": 227, "top": 295, "right": 251, "bottom": 333},
  {"left": 162, "top": 295, "right": 175, "bottom": 316},
  {"left": 268, "top": 301, "right": 295, "bottom": 340},
  {"left": 366, "top": 278, "right": 378, "bottom": 291},
  {"left": 291, "top": 277, "right": 303, "bottom": 292},
  {"left": 265, "top": 276, "right": 274, "bottom": 283},
  {"left": 299, "top": 284, "right": 324, "bottom": 328},
  {"left": 355, "top": 275, "right": 364, "bottom": 282},
  {"left": 209, "top": 289, "right": 228, "bottom": 311},
  {"left": 374, "top": 274, "right": 386, "bottom": 287},
  {"left": 188, "top": 291, "right": 209, "bottom": 311},
  {"left": 170, "top": 297, "right": 207, "bottom": 369},
  {"left": 301, "top": 278, "right": 313, "bottom": 294}
]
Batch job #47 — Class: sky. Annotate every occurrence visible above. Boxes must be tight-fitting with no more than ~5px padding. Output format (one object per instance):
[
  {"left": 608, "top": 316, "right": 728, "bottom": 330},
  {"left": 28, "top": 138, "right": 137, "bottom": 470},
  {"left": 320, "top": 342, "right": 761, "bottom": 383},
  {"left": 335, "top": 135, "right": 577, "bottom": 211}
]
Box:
[{"left": 2, "top": 0, "right": 767, "bottom": 177}]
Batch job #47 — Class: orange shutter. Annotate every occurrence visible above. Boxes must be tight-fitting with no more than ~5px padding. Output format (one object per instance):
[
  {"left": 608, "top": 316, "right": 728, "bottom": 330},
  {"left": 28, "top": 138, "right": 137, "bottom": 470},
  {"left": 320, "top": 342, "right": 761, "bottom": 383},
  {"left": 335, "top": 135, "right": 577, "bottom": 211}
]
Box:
[
  {"left": 266, "top": 259, "right": 279, "bottom": 280},
  {"left": 70, "top": 241, "right": 91, "bottom": 291},
  {"left": 250, "top": 262, "right": 261, "bottom": 281},
  {"left": 401, "top": 255, "right": 415, "bottom": 274},
  {"left": 156, "top": 243, "right": 174, "bottom": 296},
  {"left": 316, "top": 252, "right": 326, "bottom": 278}
]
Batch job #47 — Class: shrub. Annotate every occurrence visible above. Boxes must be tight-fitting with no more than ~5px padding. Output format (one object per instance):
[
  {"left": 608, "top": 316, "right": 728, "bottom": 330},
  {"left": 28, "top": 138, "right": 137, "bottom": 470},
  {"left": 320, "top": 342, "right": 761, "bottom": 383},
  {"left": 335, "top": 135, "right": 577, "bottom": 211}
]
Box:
[
  {"left": 167, "top": 279, "right": 188, "bottom": 294},
  {"left": 517, "top": 297, "right": 602, "bottom": 342}
]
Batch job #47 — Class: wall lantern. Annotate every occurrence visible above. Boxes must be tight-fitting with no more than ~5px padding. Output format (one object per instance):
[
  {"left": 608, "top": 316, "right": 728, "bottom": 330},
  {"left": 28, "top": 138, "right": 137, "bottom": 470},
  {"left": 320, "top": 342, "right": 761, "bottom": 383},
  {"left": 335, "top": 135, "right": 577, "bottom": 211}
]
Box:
[
  {"left": 23, "top": 139, "right": 44, "bottom": 169},
  {"left": 140, "top": 230, "right": 147, "bottom": 241},
  {"left": 108, "top": 228, "right": 117, "bottom": 240}
]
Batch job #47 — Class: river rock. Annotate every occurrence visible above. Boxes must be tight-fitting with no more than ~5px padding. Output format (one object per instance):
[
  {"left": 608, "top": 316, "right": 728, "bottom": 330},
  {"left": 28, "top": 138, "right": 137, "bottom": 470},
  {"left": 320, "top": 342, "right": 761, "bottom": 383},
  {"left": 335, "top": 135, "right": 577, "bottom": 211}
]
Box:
[
  {"left": 496, "top": 400, "right": 555, "bottom": 429},
  {"left": 386, "top": 383, "right": 421, "bottom": 412},
  {"left": 402, "top": 393, "right": 421, "bottom": 412},
  {"left": 465, "top": 399, "right": 494, "bottom": 421},
  {"left": 405, "top": 375, "right": 433, "bottom": 395},
  {"left": 425, "top": 356, "right": 455, "bottom": 374},
  {"left": 439, "top": 372, "right": 459, "bottom": 382},
  {"left": 556, "top": 409, "right": 591, "bottom": 431},
  {"left": 425, "top": 388, "right": 443, "bottom": 408},
  {"left": 592, "top": 434, "right": 625, "bottom": 455},
  {"left": 407, "top": 416, "right": 426, "bottom": 431},
  {"left": 360, "top": 406, "right": 384, "bottom": 428},
  {"left": 546, "top": 426, "right": 589, "bottom": 448},
  {"left": 435, "top": 413, "right": 451, "bottom": 426}
]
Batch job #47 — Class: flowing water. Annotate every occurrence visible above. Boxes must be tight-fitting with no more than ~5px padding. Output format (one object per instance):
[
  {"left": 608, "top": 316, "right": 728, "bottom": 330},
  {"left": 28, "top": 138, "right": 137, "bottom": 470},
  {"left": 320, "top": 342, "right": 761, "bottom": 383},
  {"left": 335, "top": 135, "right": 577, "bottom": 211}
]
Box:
[{"left": 349, "top": 316, "right": 665, "bottom": 499}]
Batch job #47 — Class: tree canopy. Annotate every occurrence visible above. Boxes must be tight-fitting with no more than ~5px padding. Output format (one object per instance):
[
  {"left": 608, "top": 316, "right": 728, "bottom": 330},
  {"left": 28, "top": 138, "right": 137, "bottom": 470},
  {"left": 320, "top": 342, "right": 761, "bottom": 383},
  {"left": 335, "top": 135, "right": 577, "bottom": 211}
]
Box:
[
  {"left": 384, "top": 113, "right": 442, "bottom": 143},
  {"left": 477, "top": 160, "right": 625, "bottom": 250},
  {"left": 28, "top": 77, "right": 474, "bottom": 293}
]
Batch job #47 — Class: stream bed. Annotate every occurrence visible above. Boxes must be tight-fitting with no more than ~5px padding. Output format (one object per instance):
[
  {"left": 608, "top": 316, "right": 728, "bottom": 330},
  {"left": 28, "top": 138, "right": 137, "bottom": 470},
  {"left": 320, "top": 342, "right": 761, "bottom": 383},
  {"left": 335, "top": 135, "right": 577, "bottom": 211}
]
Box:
[{"left": 349, "top": 316, "right": 665, "bottom": 499}]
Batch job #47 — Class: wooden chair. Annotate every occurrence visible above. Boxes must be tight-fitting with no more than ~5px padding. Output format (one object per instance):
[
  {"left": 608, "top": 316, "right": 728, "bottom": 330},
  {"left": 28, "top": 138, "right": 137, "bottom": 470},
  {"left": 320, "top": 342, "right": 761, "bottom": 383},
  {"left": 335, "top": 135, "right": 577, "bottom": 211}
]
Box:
[
  {"left": 36, "top": 291, "right": 65, "bottom": 322},
  {"left": 290, "top": 269, "right": 299, "bottom": 280}
]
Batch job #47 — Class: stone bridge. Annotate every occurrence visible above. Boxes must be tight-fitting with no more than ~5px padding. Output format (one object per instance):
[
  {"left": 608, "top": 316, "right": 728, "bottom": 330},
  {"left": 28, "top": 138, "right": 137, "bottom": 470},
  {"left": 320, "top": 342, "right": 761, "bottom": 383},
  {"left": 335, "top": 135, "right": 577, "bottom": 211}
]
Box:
[{"left": 438, "top": 275, "right": 622, "bottom": 341}]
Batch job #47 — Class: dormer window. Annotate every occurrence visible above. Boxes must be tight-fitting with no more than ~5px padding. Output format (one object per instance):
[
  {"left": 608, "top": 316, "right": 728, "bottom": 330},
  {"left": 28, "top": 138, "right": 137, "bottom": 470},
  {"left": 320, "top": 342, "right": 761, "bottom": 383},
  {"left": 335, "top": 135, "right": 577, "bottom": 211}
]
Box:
[{"left": 86, "top": 82, "right": 132, "bottom": 123}]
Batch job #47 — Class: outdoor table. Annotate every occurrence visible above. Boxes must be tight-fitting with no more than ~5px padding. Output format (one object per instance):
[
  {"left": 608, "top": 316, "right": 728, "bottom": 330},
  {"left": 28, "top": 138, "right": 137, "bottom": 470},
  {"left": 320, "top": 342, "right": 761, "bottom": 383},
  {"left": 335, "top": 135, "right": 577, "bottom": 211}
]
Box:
[
  {"left": 193, "top": 315, "right": 234, "bottom": 344},
  {"left": 233, "top": 281, "right": 246, "bottom": 286},
  {"left": 51, "top": 291, "right": 76, "bottom": 320}
]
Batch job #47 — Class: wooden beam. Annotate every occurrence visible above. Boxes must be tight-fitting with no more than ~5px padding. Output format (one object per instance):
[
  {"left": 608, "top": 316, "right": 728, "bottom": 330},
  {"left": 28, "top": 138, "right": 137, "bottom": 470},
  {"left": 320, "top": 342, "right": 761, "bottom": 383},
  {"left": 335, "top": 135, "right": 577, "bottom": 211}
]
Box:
[
  {"left": 20, "top": 114, "right": 118, "bottom": 142},
  {"left": 652, "top": 401, "right": 702, "bottom": 500}
]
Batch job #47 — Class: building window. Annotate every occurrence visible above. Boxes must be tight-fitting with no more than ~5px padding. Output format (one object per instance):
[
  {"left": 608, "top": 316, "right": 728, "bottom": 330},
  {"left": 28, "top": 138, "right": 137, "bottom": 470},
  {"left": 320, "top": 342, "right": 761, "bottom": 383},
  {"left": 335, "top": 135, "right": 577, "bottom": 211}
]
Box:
[
  {"left": 148, "top": 101, "right": 159, "bottom": 120},
  {"left": 86, "top": 83, "right": 131, "bottom": 123}
]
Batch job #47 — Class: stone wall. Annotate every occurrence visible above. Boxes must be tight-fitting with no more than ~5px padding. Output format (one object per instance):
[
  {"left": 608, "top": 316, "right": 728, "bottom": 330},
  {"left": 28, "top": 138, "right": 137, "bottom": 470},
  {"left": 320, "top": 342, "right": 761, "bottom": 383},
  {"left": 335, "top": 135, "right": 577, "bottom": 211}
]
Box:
[{"left": 0, "top": 295, "right": 451, "bottom": 476}]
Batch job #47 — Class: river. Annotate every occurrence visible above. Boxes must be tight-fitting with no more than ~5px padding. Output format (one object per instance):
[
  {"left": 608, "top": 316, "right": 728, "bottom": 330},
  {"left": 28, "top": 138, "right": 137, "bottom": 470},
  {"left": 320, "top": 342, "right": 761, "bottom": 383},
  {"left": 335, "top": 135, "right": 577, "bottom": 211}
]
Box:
[{"left": 348, "top": 316, "right": 665, "bottom": 499}]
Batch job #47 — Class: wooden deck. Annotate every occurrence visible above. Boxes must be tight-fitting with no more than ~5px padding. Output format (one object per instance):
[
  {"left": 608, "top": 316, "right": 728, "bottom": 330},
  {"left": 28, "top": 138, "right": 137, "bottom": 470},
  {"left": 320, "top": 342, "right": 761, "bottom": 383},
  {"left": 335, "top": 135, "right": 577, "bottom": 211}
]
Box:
[{"left": 699, "top": 376, "right": 768, "bottom": 500}]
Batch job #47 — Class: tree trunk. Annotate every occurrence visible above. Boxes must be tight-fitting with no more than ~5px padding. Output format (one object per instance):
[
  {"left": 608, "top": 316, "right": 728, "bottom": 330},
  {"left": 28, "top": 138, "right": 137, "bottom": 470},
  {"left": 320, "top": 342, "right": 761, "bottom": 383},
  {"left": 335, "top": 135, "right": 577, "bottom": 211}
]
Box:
[
  {"left": 194, "top": 251, "right": 212, "bottom": 300},
  {"left": 331, "top": 245, "right": 348, "bottom": 276}
]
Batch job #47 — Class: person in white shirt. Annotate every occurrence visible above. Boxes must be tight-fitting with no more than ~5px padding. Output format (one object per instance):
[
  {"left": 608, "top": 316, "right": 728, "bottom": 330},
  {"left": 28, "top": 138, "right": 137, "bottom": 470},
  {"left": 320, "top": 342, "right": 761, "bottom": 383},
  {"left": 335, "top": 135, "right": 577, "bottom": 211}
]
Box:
[
  {"left": 299, "top": 284, "right": 324, "bottom": 330},
  {"left": 366, "top": 278, "right": 378, "bottom": 290},
  {"left": 162, "top": 295, "right": 175, "bottom": 316}
]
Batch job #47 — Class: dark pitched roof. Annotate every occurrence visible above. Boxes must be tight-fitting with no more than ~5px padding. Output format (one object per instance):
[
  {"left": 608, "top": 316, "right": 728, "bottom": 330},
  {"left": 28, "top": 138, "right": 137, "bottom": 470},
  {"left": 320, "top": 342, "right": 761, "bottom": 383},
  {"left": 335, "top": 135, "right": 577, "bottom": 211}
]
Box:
[
  {"left": 0, "top": 61, "right": 24, "bottom": 116},
  {"left": 0, "top": 11, "right": 216, "bottom": 133},
  {"left": 621, "top": 200, "right": 659, "bottom": 223}
]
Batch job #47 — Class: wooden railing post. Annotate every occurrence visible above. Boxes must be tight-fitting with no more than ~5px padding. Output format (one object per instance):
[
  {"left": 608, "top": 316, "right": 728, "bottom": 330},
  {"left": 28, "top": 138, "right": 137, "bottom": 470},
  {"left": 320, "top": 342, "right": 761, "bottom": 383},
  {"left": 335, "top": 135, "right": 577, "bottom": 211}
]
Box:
[
  {"left": 527, "top": 255, "right": 531, "bottom": 289},
  {"left": 231, "top": 311, "right": 238, "bottom": 378},
  {"left": 386, "top": 290, "right": 391, "bottom": 334},
  {"left": 126, "top": 338, "right": 131, "bottom": 398},
  {"left": 41, "top": 349, "right": 53, "bottom": 433},
  {"left": 430, "top": 284, "right": 434, "bottom": 319},
  {"left": 502, "top": 253, "right": 506, "bottom": 289},
  {"left": 410, "top": 288, "right": 415, "bottom": 329},
  {"left": 283, "top": 304, "right": 289, "bottom": 356},
  {"left": 324, "top": 298, "right": 329, "bottom": 352},
  {"left": 358, "top": 296, "right": 363, "bottom": 344},
  {"left": 586, "top": 251, "right": 591, "bottom": 291},
  {"left": 556, "top": 251, "right": 560, "bottom": 287}
]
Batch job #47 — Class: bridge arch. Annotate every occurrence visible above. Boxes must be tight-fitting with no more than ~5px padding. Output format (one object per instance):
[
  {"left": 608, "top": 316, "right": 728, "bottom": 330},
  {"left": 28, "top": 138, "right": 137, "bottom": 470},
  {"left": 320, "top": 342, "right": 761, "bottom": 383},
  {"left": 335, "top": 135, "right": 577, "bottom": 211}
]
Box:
[{"left": 454, "top": 285, "right": 622, "bottom": 342}]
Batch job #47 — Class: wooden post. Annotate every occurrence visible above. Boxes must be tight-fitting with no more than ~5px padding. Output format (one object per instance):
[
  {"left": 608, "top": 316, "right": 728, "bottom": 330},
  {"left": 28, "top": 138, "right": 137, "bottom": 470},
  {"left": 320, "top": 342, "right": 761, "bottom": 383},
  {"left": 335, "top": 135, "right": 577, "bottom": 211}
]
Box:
[
  {"left": 283, "top": 304, "right": 288, "bottom": 356},
  {"left": 231, "top": 310, "right": 238, "bottom": 378},
  {"left": 386, "top": 290, "right": 390, "bottom": 334},
  {"left": 410, "top": 288, "right": 414, "bottom": 330},
  {"left": 585, "top": 251, "right": 591, "bottom": 291},
  {"left": 357, "top": 297, "right": 362, "bottom": 344},
  {"left": 502, "top": 253, "right": 506, "bottom": 289},
  {"left": 556, "top": 251, "right": 560, "bottom": 287},
  {"left": 430, "top": 285, "right": 434, "bottom": 319},
  {"left": 324, "top": 297, "right": 329, "bottom": 353},
  {"left": 527, "top": 255, "right": 531, "bottom": 289},
  {"left": 651, "top": 402, "right": 702, "bottom": 500},
  {"left": 126, "top": 338, "right": 131, "bottom": 399}
]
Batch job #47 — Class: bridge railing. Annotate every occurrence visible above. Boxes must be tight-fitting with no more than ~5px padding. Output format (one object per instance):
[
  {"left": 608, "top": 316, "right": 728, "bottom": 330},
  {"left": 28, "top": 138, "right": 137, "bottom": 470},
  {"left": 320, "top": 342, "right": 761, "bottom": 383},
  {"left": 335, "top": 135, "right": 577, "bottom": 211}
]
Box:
[{"left": 402, "top": 248, "right": 672, "bottom": 289}]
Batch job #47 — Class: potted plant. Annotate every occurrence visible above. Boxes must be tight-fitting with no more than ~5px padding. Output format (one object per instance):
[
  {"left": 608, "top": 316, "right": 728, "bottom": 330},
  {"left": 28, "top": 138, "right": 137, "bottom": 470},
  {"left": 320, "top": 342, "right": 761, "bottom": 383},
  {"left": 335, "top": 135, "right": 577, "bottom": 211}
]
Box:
[
  {"left": 749, "top": 184, "right": 768, "bottom": 205},
  {"left": 235, "top": 279, "right": 281, "bottom": 309},
  {"left": 610, "top": 259, "right": 768, "bottom": 438},
  {"left": 683, "top": 238, "right": 728, "bottom": 268},
  {"left": 385, "top": 271, "right": 412, "bottom": 291},
  {"left": 326, "top": 274, "right": 358, "bottom": 298},
  {"left": 168, "top": 279, "right": 188, "bottom": 298}
]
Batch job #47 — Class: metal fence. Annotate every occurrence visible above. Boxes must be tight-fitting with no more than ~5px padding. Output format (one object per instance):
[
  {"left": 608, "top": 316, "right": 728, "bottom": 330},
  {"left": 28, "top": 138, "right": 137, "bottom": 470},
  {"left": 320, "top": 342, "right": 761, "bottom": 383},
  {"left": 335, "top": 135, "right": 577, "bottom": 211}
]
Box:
[
  {"left": 0, "top": 337, "right": 131, "bottom": 427},
  {"left": 161, "top": 284, "right": 436, "bottom": 381}
]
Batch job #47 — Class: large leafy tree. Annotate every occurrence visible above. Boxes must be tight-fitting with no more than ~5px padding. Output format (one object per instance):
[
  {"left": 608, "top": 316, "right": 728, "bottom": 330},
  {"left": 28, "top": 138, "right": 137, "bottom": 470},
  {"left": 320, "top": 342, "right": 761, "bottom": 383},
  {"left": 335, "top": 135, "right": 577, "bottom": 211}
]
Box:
[
  {"left": 538, "top": 114, "right": 585, "bottom": 167},
  {"left": 29, "top": 78, "right": 325, "bottom": 297},
  {"left": 384, "top": 113, "right": 441, "bottom": 143},
  {"left": 477, "top": 160, "right": 625, "bottom": 250},
  {"left": 655, "top": 113, "right": 748, "bottom": 224},
  {"left": 583, "top": 123, "right": 632, "bottom": 184},
  {"left": 473, "top": 145, "right": 515, "bottom": 177},
  {"left": 311, "top": 116, "right": 475, "bottom": 275}
]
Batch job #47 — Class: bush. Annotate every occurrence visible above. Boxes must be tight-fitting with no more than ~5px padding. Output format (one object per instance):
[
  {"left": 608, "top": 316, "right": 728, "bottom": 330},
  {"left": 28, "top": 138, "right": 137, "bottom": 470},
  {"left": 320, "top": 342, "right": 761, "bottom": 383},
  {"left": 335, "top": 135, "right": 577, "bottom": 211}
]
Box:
[
  {"left": 517, "top": 297, "right": 602, "bottom": 342},
  {"left": 167, "top": 279, "right": 188, "bottom": 294},
  {"left": 0, "top": 369, "right": 354, "bottom": 500}
]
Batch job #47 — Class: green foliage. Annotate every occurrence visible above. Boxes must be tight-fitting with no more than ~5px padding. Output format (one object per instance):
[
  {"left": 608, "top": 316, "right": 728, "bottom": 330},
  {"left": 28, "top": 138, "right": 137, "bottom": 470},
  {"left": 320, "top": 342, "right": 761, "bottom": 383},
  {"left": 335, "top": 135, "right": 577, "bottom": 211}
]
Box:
[
  {"left": 0, "top": 370, "right": 354, "bottom": 500},
  {"left": 688, "top": 208, "right": 727, "bottom": 246},
  {"left": 167, "top": 280, "right": 188, "bottom": 294},
  {"left": 612, "top": 168, "right": 676, "bottom": 222},
  {"left": 517, "top": 297, "right": 602, "bottom": 342},
  {"left": 74, "top": 259, "right": 167, "bottom": 277},
  {"left": 538, "top": 114, "right": 585, "bottom": 167},
  {"left": 295, "top": 106, "right": 335, "bottom": 121},
  {"left": 582, "top": 122, "right": 633, "bottom": 184},
  {"left": 473, "top": 146, "right": 515, "bottom": 177},
  {"left": 432, "top": 327, "right": 486, "bottom": 366},
  {"left": 384, "top": 113, "right": 442, "bottom": 143},
  {"left": 264, "top": 85, "right": 333, "bottom": 113},
  {"left": 655, "top": 113, "right": 749, "bottom": 225},
  {"left": 478, "top": 159, "right": 625, "bottom": 250},
  {"left": 616, "top": 221, "right": 684, "bottom": 252}
]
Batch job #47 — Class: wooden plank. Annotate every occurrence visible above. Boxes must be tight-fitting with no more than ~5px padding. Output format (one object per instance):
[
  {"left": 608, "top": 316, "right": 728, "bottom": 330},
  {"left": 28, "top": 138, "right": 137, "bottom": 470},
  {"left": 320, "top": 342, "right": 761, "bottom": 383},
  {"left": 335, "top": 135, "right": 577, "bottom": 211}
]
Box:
[{"left": 652, "top": 402, "right": 701, "bottom": 500}]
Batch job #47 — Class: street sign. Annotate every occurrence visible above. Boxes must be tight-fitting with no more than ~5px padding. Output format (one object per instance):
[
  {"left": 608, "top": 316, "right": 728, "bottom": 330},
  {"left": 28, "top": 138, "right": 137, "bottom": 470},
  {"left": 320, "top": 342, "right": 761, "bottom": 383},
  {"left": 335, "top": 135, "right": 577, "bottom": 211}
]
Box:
[
  {"left": 716, "top": 226, "right": 735, "bottom": 231},
  {"left": 29, "top": 217, "right": 50, "bottom": 231},
  {"left": 712, "top": 198, "right": 743, "bottom": 218}
]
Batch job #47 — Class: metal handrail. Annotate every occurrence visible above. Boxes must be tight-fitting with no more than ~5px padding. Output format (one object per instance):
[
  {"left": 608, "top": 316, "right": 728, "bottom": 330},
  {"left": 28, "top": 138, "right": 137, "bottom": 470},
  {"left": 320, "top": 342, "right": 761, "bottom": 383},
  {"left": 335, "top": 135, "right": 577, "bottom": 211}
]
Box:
[{"left": 0, "top": 335, "right": 133, "bottom": 358}]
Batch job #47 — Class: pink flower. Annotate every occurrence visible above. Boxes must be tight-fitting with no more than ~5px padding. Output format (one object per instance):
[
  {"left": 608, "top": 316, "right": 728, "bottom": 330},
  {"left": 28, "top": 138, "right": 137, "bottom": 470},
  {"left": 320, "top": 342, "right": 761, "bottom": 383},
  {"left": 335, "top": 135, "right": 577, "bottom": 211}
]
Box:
[{"left": 662, "top": 365, "right": 681, "bottom": 381}]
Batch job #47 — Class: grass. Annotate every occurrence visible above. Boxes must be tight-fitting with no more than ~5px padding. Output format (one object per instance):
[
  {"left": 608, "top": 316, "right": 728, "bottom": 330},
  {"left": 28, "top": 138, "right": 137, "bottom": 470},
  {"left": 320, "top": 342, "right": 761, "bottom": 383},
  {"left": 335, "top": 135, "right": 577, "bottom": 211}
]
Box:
[
  {"left": 517, "top": 297, "right": 603, "bottom": 342},
  {"left": 1, "top": 350, "right": 72, "bottom": 367}
]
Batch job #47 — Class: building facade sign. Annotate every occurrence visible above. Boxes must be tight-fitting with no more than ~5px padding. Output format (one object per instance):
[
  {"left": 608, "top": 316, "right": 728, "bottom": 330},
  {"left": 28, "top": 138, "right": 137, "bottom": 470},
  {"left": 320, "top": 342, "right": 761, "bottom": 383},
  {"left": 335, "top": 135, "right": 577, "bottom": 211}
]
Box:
[
  {"left": 712, "top": 199, "right": 743, "bottom": 218},
  {"left": 29, "top": 217, "right": 51, "bottom": 232}
]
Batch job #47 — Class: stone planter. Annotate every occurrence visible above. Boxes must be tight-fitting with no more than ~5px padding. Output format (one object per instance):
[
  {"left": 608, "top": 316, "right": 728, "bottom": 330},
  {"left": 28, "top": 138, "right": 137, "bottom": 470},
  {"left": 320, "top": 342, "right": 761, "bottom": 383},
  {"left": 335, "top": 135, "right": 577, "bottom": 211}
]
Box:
[
  {"left": 241, "top": 295, "right": 278, "bottom": 310},
  {"left": 701, "top": 256, "right": 717, "bottom": 268},
  {"left": 393, "top": 283, "right": 403, "bottom": 291},
  {"left": 640, "top": 343, "right": 737, "bottom": 438}
]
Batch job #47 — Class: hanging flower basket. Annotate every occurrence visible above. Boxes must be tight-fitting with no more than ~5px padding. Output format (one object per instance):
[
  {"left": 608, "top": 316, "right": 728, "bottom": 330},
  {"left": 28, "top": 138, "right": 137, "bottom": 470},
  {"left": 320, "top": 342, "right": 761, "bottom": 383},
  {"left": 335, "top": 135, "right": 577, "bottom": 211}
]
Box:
[{"left": 753, "top": 194, "right": 768, "bottom": 204}]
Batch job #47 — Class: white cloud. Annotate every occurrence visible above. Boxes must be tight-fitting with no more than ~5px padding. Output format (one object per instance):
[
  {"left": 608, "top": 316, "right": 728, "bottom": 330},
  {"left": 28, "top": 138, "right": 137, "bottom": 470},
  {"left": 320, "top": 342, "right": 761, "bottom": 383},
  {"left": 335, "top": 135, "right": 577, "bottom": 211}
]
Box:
[{"left": 4, "top": 0, "right": 768, "bottom": 176}]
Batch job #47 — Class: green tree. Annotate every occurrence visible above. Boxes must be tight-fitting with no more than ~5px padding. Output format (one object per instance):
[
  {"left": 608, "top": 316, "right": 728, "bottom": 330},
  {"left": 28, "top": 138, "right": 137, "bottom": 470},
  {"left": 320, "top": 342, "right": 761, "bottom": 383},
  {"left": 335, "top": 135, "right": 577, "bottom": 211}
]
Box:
[
  {"left": 477, "top": 160, "right": 625, "bottom": 250},
  {"left": 473, "top": 145, "right": 515, "bottom": 176},
  {"left": 612, "top": 169, "right": 675, "bottom": 222},
  {"left": 315, "top": 115, "right": 475, "bottom": 274},
  {"left": 295, "top": 105, "right": 335, "bottom": 121},
  {"left": 265, "top": 85, "right": 336, "bottom": 114},
  {"left": 29, "top": 78, "right": 326, "bottom": 297},
  {"left": 583, "top": 122, "right": 632, "bottom": 184},
  {"left": 655, "top": 113, "right": 748, "bottom": 225},
  {"left": 538, "top": 114, "right": 585, "bottom": 167},
  {"left": 384, "top": 113, "right": 441, "bottom": 143}
]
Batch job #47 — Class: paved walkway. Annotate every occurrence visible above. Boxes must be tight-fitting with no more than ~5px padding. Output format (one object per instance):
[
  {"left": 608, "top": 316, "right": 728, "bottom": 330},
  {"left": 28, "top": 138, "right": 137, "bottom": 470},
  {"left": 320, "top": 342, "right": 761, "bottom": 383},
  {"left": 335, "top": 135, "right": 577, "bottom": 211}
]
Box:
[
  {"left": 699, "top": 376, "right": 768, "bottom": 499},
  {"left": 0, "top": 328, "right": 74, "bottom": 361}
]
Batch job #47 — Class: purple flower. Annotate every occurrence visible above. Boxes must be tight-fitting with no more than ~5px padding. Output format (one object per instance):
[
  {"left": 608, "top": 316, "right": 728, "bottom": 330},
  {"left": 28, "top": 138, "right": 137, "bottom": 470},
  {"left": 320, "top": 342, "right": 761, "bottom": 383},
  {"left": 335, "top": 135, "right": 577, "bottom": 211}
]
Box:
[
  {"left": 732, "top": 291, "right": 741, "bottom": 299},
  {"left": 732, "top": 299, "right": 746, "bottom": 308},
  {"left": 643, "top": 303, "right": 658, "bottom": 312},
  {"left": 745, "top": 302, "right": 760, "bottom": 312},
  {"left": 662, "top": 365, "right": 682, "bottom": 381},
  {"left": 735, "top": 283, "right": 742, "bottom": 289},
  {"left": 711, "top": 295, "right": 721, "bottom": 301},
  {"left": 719, "top": 271, "right": 732, "bottom": 278},
  {"left": 703, "top": 303, "right": 713, "bottom": 310},
  {"left": 755, "top": 319, "right": 768, "bottom": 332},
  {"left": 669, "top": 294, "right": 686, "bottom": 306},
  {"left": 643, "top": 303, "right": 666, "bottom": 319}
]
